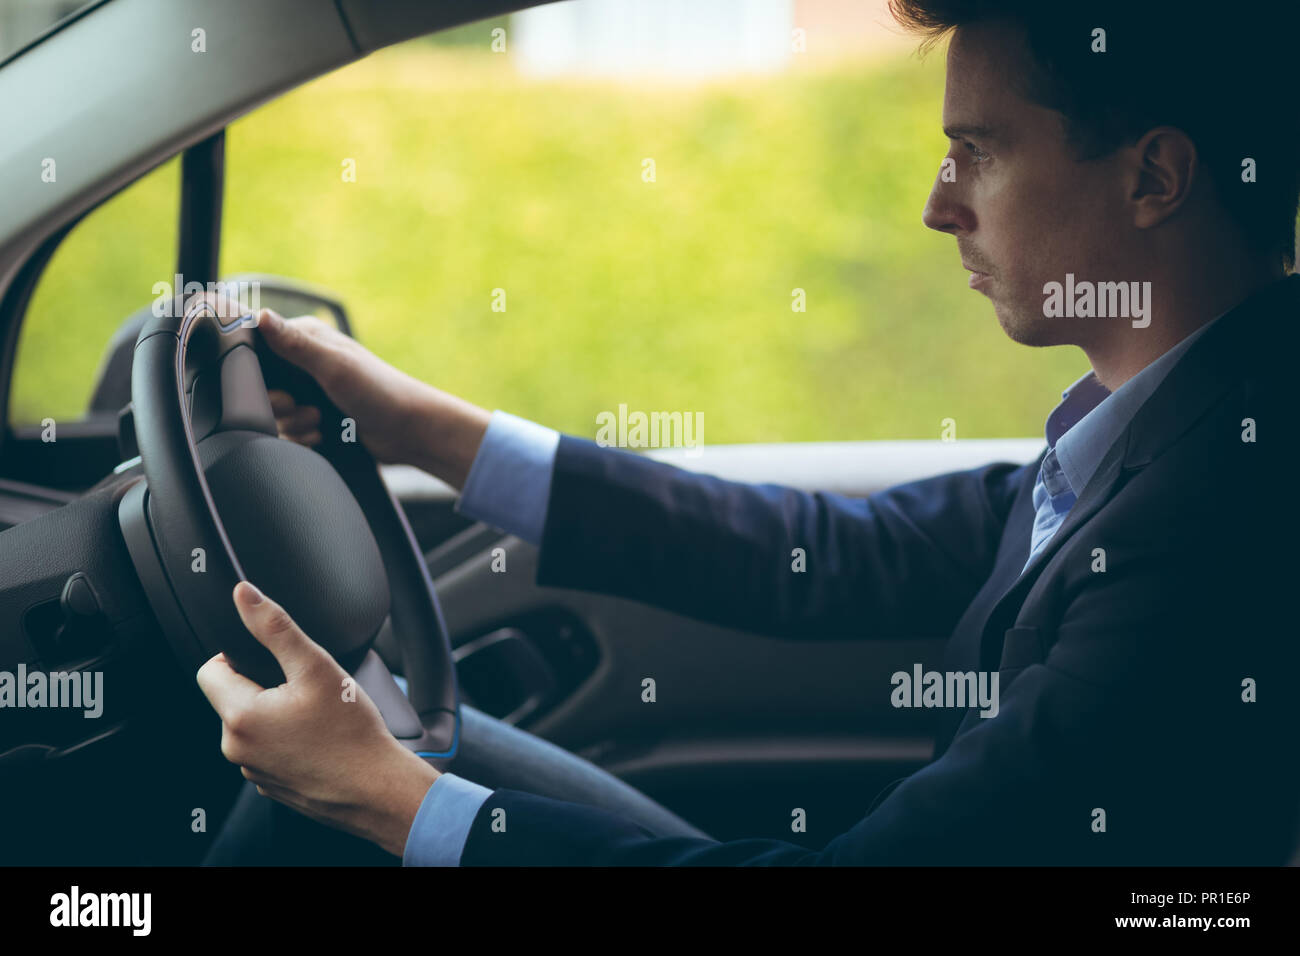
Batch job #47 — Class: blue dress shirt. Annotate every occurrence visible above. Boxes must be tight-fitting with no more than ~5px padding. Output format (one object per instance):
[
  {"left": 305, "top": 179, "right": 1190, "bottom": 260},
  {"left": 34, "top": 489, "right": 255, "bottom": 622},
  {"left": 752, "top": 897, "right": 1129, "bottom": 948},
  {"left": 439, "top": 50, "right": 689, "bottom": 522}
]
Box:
[{"left": 403, "top": 316, "right": 1225, "bottom": 865}]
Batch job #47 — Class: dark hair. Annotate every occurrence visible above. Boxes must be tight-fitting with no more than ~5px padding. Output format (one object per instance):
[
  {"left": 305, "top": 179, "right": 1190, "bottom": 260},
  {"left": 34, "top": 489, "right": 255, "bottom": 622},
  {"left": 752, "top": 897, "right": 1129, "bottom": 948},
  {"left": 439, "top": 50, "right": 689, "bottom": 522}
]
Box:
[{"left": 890, "top": 0, "right": 1300, "bottom": 270}]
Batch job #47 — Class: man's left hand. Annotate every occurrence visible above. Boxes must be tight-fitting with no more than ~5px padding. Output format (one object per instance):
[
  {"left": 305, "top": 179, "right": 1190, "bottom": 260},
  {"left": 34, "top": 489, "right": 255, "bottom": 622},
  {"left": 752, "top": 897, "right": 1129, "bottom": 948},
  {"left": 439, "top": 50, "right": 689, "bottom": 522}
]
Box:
[{"left": 196, "top": 581, "right": 440, "bottom": 857}]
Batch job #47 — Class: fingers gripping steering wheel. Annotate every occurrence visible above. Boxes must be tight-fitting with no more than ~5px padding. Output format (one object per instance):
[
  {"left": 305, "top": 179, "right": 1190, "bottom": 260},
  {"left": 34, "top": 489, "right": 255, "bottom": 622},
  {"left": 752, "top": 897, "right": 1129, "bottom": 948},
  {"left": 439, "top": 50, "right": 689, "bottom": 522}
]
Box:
[{"left": 117, "top": 298, "right": 459, "bottom": 766}]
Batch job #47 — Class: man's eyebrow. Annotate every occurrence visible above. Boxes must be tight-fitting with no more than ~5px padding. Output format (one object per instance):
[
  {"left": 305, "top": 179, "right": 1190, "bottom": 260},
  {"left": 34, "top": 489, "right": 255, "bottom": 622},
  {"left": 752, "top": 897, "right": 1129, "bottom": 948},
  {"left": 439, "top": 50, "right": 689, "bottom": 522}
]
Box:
[{"left": 943, "top": 124, "right": 998, "bottom": 141}]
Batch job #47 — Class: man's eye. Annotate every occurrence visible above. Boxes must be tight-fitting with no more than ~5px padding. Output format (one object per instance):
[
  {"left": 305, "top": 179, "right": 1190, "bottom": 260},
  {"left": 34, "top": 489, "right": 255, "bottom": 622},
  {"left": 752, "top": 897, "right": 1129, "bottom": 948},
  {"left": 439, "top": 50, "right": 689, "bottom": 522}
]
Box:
[{"left": 965, "top": 142, "right": 990, "bottom": 162}]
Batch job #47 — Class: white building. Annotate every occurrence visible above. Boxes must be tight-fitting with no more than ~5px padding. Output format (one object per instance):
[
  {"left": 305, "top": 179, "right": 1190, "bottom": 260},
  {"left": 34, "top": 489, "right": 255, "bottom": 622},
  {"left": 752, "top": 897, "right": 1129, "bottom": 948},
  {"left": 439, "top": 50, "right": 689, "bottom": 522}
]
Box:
[{"left": 512, "top": 0, "right": 795, "bottom": 78}]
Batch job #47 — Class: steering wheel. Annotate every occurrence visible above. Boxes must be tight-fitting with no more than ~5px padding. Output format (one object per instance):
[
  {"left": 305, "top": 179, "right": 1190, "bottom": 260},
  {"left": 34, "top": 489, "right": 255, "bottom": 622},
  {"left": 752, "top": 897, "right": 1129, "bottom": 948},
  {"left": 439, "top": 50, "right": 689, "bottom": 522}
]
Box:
[{"left": 117, "top": 296, "right": 459, "bottom": 767}]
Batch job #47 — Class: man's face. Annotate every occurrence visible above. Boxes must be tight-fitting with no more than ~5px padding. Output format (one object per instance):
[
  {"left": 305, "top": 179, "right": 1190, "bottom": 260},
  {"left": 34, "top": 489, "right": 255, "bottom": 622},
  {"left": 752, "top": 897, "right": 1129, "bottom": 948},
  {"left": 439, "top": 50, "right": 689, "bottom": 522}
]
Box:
[{"left": 922, "top": 19, "right": 1131, "bottom": 348}]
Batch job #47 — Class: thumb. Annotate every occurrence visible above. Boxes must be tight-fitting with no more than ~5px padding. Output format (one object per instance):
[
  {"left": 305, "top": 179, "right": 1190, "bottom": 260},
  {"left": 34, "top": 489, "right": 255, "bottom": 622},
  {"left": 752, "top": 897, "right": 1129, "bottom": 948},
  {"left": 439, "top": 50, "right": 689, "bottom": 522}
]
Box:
[{"left": 232, "top": 581, "right": 331, "bottom": 683}]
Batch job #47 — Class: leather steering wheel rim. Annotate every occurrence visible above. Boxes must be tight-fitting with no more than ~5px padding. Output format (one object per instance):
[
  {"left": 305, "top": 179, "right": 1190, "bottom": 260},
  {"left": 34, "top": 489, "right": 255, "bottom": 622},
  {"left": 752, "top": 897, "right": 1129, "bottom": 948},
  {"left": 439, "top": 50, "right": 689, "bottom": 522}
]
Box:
[{"left": 119, "top": 296, "right": 459, "bottom": 764}]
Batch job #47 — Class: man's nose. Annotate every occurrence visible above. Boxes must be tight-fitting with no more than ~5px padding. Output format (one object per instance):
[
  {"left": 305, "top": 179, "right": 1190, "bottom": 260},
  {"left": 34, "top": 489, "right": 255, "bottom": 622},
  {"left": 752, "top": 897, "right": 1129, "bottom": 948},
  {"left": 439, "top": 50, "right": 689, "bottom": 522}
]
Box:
[{"left": 921, "top": 171, "right": 973, "bottom": 235}]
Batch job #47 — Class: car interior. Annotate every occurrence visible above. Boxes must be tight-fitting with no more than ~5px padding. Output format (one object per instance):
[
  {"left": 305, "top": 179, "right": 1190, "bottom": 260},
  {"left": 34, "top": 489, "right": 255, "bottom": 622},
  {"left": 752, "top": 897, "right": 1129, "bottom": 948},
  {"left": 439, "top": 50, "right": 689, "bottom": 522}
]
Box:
[{"left": 0, "top": 0, "right": 1048, "bottom": 864}]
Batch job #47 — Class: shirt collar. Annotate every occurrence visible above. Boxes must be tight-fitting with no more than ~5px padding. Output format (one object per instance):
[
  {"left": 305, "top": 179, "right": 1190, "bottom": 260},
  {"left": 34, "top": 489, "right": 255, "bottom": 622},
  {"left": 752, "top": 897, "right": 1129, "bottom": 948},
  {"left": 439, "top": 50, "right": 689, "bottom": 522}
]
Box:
[{"left": 1046, "top": 313, "right": 1224, "bottom": 496}]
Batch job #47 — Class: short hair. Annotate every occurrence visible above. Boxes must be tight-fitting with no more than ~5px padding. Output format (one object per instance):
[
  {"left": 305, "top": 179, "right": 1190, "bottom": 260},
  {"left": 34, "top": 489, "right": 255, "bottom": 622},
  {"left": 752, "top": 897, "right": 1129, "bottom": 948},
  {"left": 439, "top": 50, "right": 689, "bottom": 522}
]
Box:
[{"left": 890, "top": 0, "right": 1300, "bottom": 270}]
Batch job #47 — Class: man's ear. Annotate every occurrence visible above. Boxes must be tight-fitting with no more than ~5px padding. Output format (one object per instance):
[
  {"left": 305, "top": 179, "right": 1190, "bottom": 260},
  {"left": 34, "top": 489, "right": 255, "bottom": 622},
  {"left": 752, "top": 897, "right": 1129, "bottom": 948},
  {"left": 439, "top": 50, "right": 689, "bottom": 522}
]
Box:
[{"left": 1128, "top": 126, "right": 1198, "bottom": 231}]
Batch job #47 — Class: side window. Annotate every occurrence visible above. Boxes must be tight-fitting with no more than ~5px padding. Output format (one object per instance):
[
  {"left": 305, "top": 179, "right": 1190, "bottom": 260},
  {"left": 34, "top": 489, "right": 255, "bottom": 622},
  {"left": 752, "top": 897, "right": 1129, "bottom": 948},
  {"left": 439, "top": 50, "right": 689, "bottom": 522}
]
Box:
[
  {"left": 8, "top": 158, "right": 180, "bottom": 427},
  {"left": 222, "top": 23, "right": 1088, "bottom": 444}
]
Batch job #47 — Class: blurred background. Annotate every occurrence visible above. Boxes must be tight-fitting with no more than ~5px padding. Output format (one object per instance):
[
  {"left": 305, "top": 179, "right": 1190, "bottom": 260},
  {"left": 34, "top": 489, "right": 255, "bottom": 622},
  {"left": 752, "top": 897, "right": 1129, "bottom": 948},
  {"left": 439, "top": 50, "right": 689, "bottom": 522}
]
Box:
[{"left": 7, "top": 0, "right": 1091, "bottom": 441}]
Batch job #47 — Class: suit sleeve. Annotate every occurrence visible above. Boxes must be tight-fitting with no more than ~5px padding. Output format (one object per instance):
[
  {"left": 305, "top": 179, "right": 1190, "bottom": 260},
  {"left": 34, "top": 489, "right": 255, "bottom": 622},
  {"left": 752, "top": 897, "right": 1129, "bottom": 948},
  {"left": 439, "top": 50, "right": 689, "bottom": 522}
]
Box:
[{"left": 536, "top": 435, "right": 1037, "bottom": 640}]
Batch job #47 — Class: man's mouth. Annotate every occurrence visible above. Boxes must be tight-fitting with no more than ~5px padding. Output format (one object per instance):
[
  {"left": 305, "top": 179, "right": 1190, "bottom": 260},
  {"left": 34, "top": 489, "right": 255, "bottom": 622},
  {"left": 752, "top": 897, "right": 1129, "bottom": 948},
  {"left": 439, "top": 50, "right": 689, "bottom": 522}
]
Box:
[{"left": 963, "top": 263, "right": 992, "bottom": 290}]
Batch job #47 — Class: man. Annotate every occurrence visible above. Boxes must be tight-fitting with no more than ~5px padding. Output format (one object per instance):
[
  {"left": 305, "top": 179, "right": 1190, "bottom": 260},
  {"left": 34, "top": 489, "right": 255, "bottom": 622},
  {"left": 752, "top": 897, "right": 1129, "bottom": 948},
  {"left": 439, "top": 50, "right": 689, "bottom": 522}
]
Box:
[{"left": 198, "top": 1, "right": 1300, "bottom": 865}]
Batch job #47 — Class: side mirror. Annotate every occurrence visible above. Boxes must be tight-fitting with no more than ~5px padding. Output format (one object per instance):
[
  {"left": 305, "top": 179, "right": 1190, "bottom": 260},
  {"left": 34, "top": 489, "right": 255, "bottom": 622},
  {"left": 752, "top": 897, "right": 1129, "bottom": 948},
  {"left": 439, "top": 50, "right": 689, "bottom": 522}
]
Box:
[
  {"left": 87, "top": 274, "right": 355, "bottom": 417},
  {"left": 223, "top": 272, "right": 354, "bottom": 338}
]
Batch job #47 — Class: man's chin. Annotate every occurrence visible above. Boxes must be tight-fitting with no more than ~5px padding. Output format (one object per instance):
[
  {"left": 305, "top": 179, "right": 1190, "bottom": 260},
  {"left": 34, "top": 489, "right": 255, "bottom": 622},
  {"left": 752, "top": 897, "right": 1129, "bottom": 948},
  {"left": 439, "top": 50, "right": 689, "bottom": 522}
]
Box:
[{"left": 992, "top": 304, "right": 1067, "bottom": 347}]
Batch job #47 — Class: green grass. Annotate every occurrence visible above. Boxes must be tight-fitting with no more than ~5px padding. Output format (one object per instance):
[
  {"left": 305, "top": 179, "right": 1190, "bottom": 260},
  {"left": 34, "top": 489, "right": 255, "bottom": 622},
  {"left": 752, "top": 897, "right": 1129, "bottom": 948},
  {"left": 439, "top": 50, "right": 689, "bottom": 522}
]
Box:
[{"left": 12, "top": 43, "right": 1089, "bottom": 441}]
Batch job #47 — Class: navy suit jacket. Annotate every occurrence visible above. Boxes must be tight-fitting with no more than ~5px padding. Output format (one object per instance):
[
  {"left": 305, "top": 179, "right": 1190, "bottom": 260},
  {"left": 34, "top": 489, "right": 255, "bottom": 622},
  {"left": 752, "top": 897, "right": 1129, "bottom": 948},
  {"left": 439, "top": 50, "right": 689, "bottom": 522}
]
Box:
[{"left": 460, "top": 276, "right": 1300, "bottom": 865}]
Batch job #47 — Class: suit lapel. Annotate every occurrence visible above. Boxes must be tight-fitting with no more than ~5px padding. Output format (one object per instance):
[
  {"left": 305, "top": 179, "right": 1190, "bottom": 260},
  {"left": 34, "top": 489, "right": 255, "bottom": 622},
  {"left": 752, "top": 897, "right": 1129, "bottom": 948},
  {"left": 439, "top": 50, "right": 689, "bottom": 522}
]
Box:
[{"left": 977, "top": 439, "right": 1130, "bottom": 669}]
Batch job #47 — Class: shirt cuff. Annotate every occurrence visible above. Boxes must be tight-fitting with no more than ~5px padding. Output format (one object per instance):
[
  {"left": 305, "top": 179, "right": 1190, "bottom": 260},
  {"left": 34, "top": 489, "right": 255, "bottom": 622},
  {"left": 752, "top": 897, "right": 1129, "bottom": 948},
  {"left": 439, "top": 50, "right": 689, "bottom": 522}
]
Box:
[
  {"left": 455, "top": 410, "right": 560, "bottom": 546},
  {"left": 402, "top": 772, "right": 494, "bottom": 867}
]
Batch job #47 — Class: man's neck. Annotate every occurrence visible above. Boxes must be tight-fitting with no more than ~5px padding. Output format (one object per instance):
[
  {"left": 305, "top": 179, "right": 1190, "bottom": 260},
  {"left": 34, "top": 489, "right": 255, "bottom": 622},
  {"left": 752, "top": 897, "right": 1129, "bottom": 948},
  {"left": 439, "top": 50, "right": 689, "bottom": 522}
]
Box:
[{"left": 1082, "top": 262, "right": 1285, "bottom": 391}]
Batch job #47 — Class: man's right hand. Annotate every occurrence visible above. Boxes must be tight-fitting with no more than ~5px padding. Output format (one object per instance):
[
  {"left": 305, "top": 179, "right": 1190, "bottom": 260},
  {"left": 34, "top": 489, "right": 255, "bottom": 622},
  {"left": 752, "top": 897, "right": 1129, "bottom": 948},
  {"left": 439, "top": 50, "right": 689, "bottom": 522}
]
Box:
[{"left": 255, "top": 308, "right": 491, "bottom": 489}]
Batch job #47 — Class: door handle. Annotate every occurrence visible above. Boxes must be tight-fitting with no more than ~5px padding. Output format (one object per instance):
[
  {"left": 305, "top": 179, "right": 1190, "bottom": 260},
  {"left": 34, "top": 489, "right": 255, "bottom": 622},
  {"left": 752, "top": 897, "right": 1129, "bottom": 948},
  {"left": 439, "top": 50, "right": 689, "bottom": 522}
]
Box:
[{"left": 453, "top": 627, "right": 558, "bottom": 725}]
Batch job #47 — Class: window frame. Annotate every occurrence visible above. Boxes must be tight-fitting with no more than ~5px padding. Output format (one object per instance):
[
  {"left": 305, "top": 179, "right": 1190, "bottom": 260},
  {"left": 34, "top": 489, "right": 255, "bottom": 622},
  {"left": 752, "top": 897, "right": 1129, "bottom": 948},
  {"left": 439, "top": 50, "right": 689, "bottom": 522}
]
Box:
[{"left": 0, "top": 130, "right": 225, "bottom": 486}]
